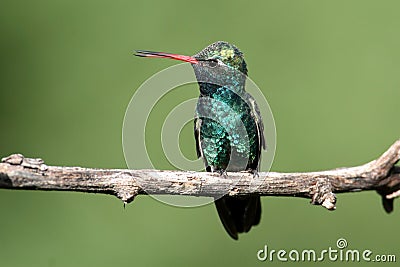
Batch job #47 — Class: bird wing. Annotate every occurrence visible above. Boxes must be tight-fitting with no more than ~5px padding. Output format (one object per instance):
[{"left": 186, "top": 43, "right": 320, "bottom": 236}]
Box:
[
  {"left": 194, "top": 116, "right": 203, "bottom": 159},
  {"left": 248, "top": 94, "right": 266, "bottom": 149},
  {"left": 246, "top": 93, "right": 266, "bottom": 170}
]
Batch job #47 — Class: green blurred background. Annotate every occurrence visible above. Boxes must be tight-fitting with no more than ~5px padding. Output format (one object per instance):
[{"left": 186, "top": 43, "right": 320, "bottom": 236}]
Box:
[{"left": 1, "top": 0, "right": 399, "bottom": 266}]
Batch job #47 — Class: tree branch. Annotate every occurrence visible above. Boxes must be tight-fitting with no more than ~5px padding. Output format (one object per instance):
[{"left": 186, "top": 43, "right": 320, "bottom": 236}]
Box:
[{"left": 1, "top": 140, "right": 400, "bottom": 212}]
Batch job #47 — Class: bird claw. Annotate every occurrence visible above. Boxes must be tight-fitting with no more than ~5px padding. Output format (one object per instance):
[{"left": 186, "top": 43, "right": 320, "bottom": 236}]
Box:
[
  {"left": 251, "top": 170, "right": 259, "bottom": 178},
  {"left": 207, "top": 165, "right": 228, "bottom": 177},
  {"left": 217, "top": 169, "right": 228, "bottom": 178}
]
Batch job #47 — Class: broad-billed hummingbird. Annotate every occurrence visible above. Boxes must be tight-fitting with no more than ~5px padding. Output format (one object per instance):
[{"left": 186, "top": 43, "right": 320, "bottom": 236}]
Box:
[{"left": 135, "top": 41, "right": 265, "bottom": 240}]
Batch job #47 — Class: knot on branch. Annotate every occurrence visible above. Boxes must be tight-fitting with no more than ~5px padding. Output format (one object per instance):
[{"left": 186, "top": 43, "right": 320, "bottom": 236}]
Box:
[
  {"left": 376, "top": 166, "right": 400, "bottom": 213},
  {"left": 310, "top": 178, "right": 336, "bottom": 210},
  {"left": 2, "top": 154, "right": 48, "bottom": 171},
  {"left": 117, "top": 190, "right": 137, "bottom": 205},
  {"left": 106, "top": 171, "right": 141, "bottom": 205}
]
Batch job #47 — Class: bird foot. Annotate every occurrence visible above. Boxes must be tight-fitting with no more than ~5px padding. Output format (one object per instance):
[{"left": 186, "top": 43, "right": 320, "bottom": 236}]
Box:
[
  {"left": 218, "top": 170, "right": 228, "bottom": 178},
  {"left": 207, "top": 166, "right": 228, "bottom": 178},
  {"left": 251, "top": 169, "right": 259, "bottom": 178}
]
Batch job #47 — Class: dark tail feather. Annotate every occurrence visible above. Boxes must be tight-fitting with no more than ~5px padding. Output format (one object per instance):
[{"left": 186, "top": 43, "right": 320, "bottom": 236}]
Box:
[{"left": 215, "top": 196, "right": 261, "bottom": 240}]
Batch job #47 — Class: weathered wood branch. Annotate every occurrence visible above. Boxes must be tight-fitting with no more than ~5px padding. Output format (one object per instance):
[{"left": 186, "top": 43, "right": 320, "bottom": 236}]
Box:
[{"left": 1, "top": 140, "right": 400, "bottom": 212}]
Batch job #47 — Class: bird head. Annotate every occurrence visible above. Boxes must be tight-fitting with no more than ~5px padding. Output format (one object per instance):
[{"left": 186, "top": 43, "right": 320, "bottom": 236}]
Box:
[
  {"left": 135, "top": 41, "right": 248, "bottom": 95},
  {"left": 193, "top": 41, "right": 247, "bottom": 75}
]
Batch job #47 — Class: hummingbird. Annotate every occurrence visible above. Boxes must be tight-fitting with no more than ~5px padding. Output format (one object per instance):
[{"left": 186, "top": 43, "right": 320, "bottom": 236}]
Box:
[{"left": 135, "top": 41, "right": 266, "bottom": 240}]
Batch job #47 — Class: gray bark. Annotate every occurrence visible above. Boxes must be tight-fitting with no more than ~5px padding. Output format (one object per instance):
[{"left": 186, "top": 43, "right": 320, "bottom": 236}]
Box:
[{"left": 1, "top": 140, "right": 400, "bottom": 212}]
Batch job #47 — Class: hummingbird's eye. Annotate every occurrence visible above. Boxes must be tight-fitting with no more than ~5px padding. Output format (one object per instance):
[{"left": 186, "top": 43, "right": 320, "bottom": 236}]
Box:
[{"left": 208, "top": 59, "right": 218, "bottom": 68}]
